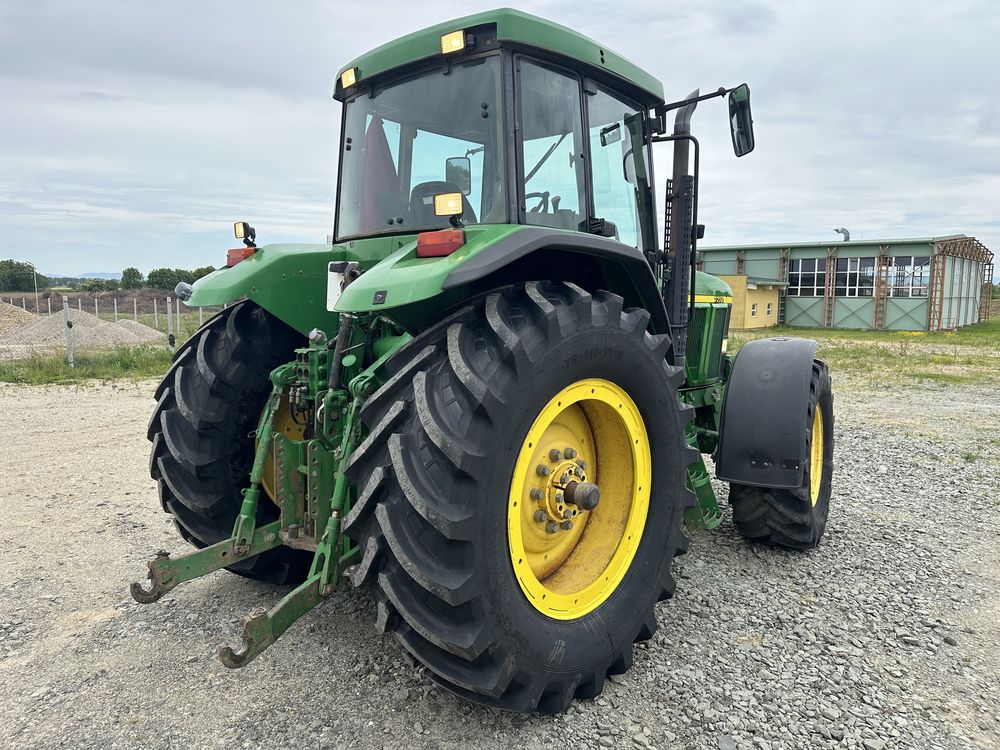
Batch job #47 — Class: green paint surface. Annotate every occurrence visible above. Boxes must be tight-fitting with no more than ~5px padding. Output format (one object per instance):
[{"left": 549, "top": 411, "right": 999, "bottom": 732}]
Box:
[
  {"left": 336, "top": 224, "right": 524, "bottom": 313},
  {"left": 337, "top": 8, "right": 664, "bottom": 105}
]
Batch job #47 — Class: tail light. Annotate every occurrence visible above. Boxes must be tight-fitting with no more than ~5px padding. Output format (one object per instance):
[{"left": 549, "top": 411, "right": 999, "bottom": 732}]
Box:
[
  {"left": 416, "top": 229, "right": 465, "bottom": 258},
  {"left": 227, "top": 247, "right": 256, "bottom": 267}
]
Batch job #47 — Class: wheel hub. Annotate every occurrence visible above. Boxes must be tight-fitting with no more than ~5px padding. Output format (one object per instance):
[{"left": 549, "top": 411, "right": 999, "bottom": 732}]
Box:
[{"left": 507, "top": 378, "right": 651, "bottom": 620}]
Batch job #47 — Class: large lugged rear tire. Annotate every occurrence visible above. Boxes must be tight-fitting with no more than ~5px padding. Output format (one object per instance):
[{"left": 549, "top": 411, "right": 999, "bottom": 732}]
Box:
[
  {"left": 728, "top": 359, "right": 833, "bottom": 549},
  {"left": 344, "top": 282, "right": 696, "bottom": 712},
  {"left": 148, "top": 301, "right": 311, "bottom": 583}
]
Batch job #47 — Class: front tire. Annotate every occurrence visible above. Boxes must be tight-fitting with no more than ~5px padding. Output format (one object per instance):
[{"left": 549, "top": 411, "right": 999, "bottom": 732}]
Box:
[
  {"left": 147, "top": 301, "right": 311, "bottom": 583},
  {"left": 728, "top": 359, "right": 834, "bottom": 549},
  {"left": 344, "top": 282, "right": 696, "bottom": 712}
]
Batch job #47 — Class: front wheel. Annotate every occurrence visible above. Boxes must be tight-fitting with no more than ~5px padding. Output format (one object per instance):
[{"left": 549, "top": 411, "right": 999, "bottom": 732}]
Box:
[
  {"left": 344, "top": 282, "right": 695, "bottom": 712},
  {"left": 728, "top": 359, "right": 834, "bottom": 549}
]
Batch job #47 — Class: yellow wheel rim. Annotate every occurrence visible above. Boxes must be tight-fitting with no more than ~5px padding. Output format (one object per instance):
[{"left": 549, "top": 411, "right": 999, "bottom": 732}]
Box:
[
  {"left": 260, "top": 396, "right": 305, "bottom": 504},
  {"left": 507, "top": 378, "right": 651, "bottom": 620},
  {"left": 809, "top": 408, "right": 824, "bottom": 506}
]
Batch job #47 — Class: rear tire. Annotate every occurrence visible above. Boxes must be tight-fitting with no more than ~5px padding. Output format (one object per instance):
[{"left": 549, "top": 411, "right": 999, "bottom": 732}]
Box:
[
  {"left": 344, "top": 282, "right": 696, "bottom": 712},
  {"left": 147, "top": 301, "right": 311, "bottom": 583},
  {"left": 728, "top": 359, "right": 833, "bottom": 549}
]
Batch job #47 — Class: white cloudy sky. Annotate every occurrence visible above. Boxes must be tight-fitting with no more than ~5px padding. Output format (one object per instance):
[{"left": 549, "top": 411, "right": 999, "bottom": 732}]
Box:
[{"left": 1, "top": 0, "right": 997, "bottom": 276}]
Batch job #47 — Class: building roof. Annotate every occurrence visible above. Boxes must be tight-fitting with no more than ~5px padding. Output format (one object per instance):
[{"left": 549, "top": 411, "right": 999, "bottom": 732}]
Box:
[
  {"left": 717, "top": 273, "right": 787, "bottom": 288},
  {"left": 336, "top": 8, "right": 664, "bottom": 105},
  {"left": 701, "top": 235, "right": 971, "bottom": 252},
  {"left": 747, "top": 276, "right": 788, "bottom": 287}
]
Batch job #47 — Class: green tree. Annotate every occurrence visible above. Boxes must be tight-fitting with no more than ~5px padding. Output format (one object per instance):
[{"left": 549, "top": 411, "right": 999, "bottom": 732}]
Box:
[
  {"left": 0, "top": 260, "right": 49, "bottom": 292},
  {"left": 81, "top": 278, "right": 109, "bottom": 292},
  {"left": 146, "top": 268, "right": 179, "bottom": 290},
  {"left": 121, "top": 267, "right": 144, "bottom": 289}
]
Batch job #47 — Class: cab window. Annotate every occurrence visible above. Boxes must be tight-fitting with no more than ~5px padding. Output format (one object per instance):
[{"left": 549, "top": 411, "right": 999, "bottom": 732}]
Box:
[
  {"left": 587, "top": 88, "right": 647, "bottom": 248},
  {"left": 517, "top": 60, "right": 586, "bottom": 231}
]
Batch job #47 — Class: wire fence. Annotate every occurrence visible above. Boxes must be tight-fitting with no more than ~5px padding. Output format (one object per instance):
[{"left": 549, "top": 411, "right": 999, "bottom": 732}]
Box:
[{"left": 2, "top": 292, "right": 235, "bottom": 367}]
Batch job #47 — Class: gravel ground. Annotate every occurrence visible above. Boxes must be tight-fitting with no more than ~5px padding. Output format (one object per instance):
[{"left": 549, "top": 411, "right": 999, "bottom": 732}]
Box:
[{"left": 0, "top": 376, "right": 997, "bottom": 750}]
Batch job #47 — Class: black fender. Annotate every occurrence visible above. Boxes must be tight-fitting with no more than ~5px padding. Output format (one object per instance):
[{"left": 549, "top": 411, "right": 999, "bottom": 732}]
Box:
[
  {"left": 442, "top": 227, "right": 669, "bottom": 333},
  {"left": 715, "top": 337, "right": 819, "bottom": 489}
]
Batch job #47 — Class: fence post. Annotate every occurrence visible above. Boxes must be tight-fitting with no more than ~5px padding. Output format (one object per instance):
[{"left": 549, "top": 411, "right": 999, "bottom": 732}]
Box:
[
  {"left": 63, "top": 296, "right": 75, "bottom": 368},
  {"left": 133, "top": 297, "right": 138, "bottom": 321},
  {"left": 47, "top": 298, "right": 51, "bottom": 316},
  {"left": 78, "top": 298, "right": 82, "bottom": 312},
  {"left": 113, "top": 297, "right": 118, "bottom": 322},
  {"left": 199, "top": 306, "right": 204, "bottom": 327},
  {"left": 176, "top": 298, "right": 181, "bottom": 337},
  {"left": 166, "top": 296, "right": 174, "bottom": 353},
  {"left": 94, "top": 297, "right": 99, "bottom": 319},
  {"left": 22, "top": 298, "right": 26, "bottom": 310},
  {"left": 154, "top": 298, "right": 159, "bottom": 328}
]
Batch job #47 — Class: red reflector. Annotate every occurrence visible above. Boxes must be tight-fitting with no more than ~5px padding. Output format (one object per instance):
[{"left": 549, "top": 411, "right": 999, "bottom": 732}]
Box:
[
  {"left": 416, "top": 229, "right": 465, "bottom": 258},
  {"left": 227, "top": 247, "right": 256, "bottom": 267}
]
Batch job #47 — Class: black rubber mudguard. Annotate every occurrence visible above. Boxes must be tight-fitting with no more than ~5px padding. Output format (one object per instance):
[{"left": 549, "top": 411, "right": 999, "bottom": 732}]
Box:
[{"left": 715, "top": 337, "right": 819, "bottom": 489}]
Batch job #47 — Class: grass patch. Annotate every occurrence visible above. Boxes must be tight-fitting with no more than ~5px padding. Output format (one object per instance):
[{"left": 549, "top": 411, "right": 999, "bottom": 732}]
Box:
[
  {"left": 0, "top": 346, "right": 173, "bottom": 385},
  {"left": 730, "top": 318, "right": 999, "bottom": 385},
  {"left": 961, "top": 452, "right": 979, "bottom": 463}
]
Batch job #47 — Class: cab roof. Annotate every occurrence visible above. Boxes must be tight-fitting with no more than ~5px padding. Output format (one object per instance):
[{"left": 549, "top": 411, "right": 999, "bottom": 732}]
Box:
[{"left": 336, "top": 8, "right": 665, "bottom": 107}]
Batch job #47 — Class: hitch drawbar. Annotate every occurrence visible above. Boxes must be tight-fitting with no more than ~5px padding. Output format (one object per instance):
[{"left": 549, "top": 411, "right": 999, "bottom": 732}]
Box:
[{"left": 129, "top": 355, "right": 366, "bottom": 668}]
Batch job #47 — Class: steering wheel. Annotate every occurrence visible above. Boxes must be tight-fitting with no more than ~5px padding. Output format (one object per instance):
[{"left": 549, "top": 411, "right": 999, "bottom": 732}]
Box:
[{"left": 525, "top": 191, "right": 551, "bottom": 213}]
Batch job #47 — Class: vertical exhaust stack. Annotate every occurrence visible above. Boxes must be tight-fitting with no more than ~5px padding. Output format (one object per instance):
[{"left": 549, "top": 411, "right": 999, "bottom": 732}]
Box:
[{"left": 666, "top": 90, "right": 699, "bottom": 373}]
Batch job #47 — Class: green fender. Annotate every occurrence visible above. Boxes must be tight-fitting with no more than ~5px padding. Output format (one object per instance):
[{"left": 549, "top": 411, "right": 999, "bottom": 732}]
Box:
[
  {"left": 186, "top": 244, "right": 340, "bottom": 335},
  {"left": 185, "top": 226, "right": 669, "bottom": 337},
  {"left": 335, "top": 224, "right": 669, "bottom": 333}
]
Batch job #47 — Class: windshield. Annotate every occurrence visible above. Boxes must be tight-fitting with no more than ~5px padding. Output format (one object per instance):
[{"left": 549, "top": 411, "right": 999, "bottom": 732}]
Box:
[{"left": 336, "top": 55, "right": 506, "bottom": 240}]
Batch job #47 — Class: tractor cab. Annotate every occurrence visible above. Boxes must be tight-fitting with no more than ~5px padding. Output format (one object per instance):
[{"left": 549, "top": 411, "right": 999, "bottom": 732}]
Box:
[{"left": 334, "top": 11, "right": 670, "bottom": 254}]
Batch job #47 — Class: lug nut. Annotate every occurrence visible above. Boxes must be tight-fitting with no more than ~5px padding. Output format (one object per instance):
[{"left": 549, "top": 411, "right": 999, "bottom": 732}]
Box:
[
  {"left": 564, "top": 447, "right": 577, "bottom": 459},
  {"left": 536, "top": 465, "right": 550, "bottom": 477},
  {"left": 555, "top": 491, "right": 564, "bottom": 502},
  {"left": 560, "top": 472, "right": 569, "bottom": 484},
  {"left": 563, "top": 510, "right": 572, "bottom": 519},
  {"left": 560, "top": 520, "right": 573, "bottom": 531},
  {"left": 530, "top": 488, "right": 544, "bottom": 501},
  {"left": 576, "top": 459, "right": 587, "bottom": 471},
  {"left": 545, "top": 521, "right": 559, "bottom": 534},
  {"left": 533, "top": 510, "right": 547, "bottom": 523},
  {"left": 549, "top": 449, "right": 563, "bottom": 462}
]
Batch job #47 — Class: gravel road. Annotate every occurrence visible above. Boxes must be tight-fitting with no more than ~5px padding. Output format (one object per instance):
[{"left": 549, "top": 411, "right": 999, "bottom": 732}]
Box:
[{"left": 0, "top": 376, "right": 997, "bottom": 750}]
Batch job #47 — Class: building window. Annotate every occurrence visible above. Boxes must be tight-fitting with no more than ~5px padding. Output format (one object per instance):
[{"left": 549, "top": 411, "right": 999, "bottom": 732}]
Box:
[
  {"left": 888, "top": 255, "right": 930, "bottom": 297},
  {"left": 766, "top": 302, "right": 773, "bottom": 316},
  {"left": 787, "top": 258, "right": 827, "bottom": 296},
  {"left": 834, "top": 257, "right": 876, "bottom": 297},
  {"left": 751, "top": 303, "right": 758, "bottom": 317}
]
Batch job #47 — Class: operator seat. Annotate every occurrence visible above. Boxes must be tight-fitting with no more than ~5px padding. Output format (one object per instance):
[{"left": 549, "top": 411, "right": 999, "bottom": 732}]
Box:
[{"left": 410, "top": 181, "right": 478, "bottom": 226}]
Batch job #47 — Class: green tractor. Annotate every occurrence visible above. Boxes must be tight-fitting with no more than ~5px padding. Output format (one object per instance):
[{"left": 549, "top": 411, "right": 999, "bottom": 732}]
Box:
[{"left": 133, "top": 9, "right": 834, "bottom": 712}]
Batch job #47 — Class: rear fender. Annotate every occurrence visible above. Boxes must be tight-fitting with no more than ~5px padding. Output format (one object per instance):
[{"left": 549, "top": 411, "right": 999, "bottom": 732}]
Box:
[
  {"left": 715, "top": 337, "right": 819, "bottom": 489},
  {"left": 335, "top": 225, "right": 668, "bottom": 333},
  {"left": 186, "top": 243, "right": 340, "bottom": 336}
]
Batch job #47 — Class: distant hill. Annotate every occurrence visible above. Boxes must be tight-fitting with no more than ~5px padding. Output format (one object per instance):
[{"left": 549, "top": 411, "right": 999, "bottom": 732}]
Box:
[{"left": 44, "top": 272, "right": 122, "bottom": 282}]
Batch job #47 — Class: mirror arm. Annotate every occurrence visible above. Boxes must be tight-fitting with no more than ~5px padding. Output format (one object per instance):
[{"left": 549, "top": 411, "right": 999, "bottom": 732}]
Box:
[{"left": 651, "top": 86, "right": 733, "bottom": 134}]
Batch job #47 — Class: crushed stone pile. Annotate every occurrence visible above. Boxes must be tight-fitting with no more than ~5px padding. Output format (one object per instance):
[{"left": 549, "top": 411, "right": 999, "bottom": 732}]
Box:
[
  {"left": 4, "top": 308, "right": 102, "bottom": 344},
  {"left": 0, "top": 301, "right": 35, "bottom": 335},
  {"left": 116, "top": 319, "right": 166, "bottom": 343},
  {"left": 2, "top": 308, "right": 165, "bottom": 349}
]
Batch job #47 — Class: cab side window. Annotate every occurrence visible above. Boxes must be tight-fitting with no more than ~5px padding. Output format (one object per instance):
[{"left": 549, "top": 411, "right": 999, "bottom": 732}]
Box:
[
  {"left": 587, "top": 89, "right": 645, "bottom": 248},
  {"left": 518, "top": 60, "right": 586, "bottom": 231}
]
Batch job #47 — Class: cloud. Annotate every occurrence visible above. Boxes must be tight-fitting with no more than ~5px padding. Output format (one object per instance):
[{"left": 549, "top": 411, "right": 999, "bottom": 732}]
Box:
[{"left": 0, "top": 0, "right": 997, "bottom": 276}]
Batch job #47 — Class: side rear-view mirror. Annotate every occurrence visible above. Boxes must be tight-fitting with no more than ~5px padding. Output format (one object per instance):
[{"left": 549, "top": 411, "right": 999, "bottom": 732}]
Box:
[
  {"left": 445, "top": 157, "right": 472, "bottom": 195},
  {"left": 728, "top": 83, "right": 755, "bottom": 157}
]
